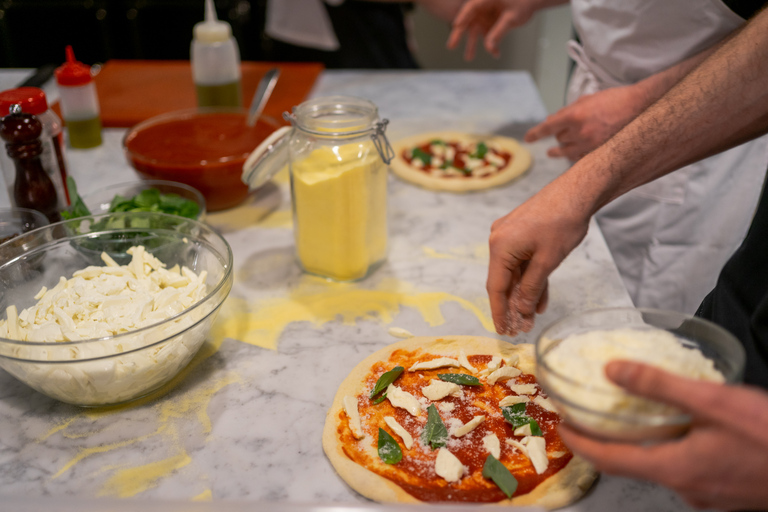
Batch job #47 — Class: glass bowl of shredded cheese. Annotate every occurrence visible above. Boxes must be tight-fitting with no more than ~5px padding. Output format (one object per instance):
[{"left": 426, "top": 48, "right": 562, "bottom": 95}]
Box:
[
  {"left": 0, "top": 211, "right": 233, "bottom": 406},
  {"left": 536, "top": 307, "right": 745, "bottom": 442}
]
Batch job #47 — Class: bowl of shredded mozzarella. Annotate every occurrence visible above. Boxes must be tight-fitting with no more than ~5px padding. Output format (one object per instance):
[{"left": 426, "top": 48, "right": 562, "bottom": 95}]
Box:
[
  {"left": 535, "top": 307, "right": 745, "bottom": 442},
  {"left": 0, "top": 211, "right": 233, "bottom": 406}
]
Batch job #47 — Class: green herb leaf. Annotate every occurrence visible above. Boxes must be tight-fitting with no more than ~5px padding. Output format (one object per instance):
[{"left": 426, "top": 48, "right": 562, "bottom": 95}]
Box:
[
  {"left": 438, "top": 373, "right": 481, "bottom": 386},
  {"left": 371, "top": 393, "right": 388, "bottom": 405},
  {"left": 429, "top": 139, "right": 446, "bottom": 146},
  {"left": 501, "top": 403, "right": 531, "bottom": 429},
  {"left": 421, "top": 404, "right": 448, "bottom": 450},
  {"left": 529, "top": 420, "right": 543, "bottom": 437},
  {"left": 470, "top": 142, "right": 488, "bottom": 159},
  {"left": 378, "top": 428, "right": 403, "bottom": 464},
  {"left": 482, "top": 454, "right": 518, "bottom": 498},
  {"left": 369, "top": 366, "right": 404, "bottom": 399},
  {"left": 62, "top": 176, "right": 91, "bottom": 219},
  {"left": 411, "top": 147, "right": 432, "bottom": 165}
]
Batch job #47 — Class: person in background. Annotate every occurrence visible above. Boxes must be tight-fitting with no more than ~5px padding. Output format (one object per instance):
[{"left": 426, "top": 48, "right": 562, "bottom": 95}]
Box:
[
  {"left": 263, "top": 0, "right": 463, "bottom": 68},
  {"left": 484, "top": 7, "right": 768, "bottom": 509},
  {"left": 448, "top": 0, "right": 768, "bottom": 315}
]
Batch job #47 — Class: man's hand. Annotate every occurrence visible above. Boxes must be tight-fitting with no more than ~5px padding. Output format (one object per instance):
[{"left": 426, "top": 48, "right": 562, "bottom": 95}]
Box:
[
  {"left": 487, "top": 178, "right": 591, "bottom": 335},
  {"left": 525, "top": 85, "right": 649, "bottom": 161},
  {"left": 447, "top": 0, "right": 540, "bottom": 60},
  {"left": 559, "top": 361, "right": 768, "bottom": 510}
]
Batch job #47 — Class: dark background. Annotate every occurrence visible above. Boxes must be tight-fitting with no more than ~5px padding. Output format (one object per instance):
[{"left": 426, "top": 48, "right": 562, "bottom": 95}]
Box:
[{"left": 0, "top": 0, "right": 272, "bottom": 67}]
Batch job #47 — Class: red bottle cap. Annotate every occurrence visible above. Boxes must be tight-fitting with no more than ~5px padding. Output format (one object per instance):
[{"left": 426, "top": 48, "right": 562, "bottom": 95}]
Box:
[
  {"left": 54, "top": 46, "right": 92, "bottom": 86},
  {"left": 0, "top": 87, "right": 49, "bottom": 117}
]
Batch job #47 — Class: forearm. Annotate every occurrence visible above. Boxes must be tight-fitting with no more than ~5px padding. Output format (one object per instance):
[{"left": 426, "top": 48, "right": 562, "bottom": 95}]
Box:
[{"left": 569, "top": 6, "right": 768, "bottom": 214}]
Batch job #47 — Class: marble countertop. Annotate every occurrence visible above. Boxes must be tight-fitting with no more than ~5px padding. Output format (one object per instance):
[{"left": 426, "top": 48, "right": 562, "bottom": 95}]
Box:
[{"left": 0, "top": 70, "right": 697, "bottom": 511}]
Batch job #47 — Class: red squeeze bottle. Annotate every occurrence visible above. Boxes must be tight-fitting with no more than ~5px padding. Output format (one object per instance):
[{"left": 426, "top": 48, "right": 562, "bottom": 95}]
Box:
[{"left": 0, "top": 105, "right": 61, "bottom": 222}]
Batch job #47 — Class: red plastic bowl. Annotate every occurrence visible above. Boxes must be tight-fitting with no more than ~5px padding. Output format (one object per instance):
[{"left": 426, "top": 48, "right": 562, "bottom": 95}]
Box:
[{"left": 123, "top": 108, "right": 280, "bottom": 211}]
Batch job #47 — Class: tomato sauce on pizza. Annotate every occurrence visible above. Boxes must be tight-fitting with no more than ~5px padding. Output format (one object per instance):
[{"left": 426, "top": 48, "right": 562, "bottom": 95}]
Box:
[{"left": 335, "top": 348, "right": 573, "bottom": 503}]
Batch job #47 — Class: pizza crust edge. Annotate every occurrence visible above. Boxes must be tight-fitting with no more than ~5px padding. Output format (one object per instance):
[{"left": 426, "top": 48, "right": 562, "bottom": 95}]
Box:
[
  {"left": 322, "top": 335, "right": 598, "bottom": 508},
  {"left": 389, "top": 132, "right": 532, "bottom": 192}
]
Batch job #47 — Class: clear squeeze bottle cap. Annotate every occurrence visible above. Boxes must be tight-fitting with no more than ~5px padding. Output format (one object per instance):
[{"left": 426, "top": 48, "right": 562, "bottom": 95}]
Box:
[{"left": 194, "top": 0, "right": 232, "bottom": 43}]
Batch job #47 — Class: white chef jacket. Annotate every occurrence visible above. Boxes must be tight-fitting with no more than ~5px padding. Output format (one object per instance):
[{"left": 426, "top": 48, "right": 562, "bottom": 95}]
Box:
[{"left": 568, "top": 0, "right": 768, "bottom": 314}]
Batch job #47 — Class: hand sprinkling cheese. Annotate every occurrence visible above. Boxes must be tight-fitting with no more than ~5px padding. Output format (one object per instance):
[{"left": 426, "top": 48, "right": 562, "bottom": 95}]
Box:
[
  {"left": 386, "top": 384, "right": 422, "bottom": 416},
  {"left": 422, "top": 379, "right": 462, "bottom": 401},
  {"left": 409, "top": 357, "right": 460, "bottom": 371},
  {"left": 343, "top": 396, "right": 364, "bottom": 439},
  {"left": 435, "top": 448, "right": 464, "bottom": 482},
  {"left": 487, "top": 366, "right": 522, "bottom": 385},
  {"left": 384, "top": 416, "right": 413, "bottom": 449},
  {"left": 452, "top": 415, "right": 485, "bottom": 437}
]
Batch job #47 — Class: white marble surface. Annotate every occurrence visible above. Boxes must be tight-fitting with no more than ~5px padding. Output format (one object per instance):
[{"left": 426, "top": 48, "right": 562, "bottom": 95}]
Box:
[{"left": 0, "top": 70, "right": 700, "bottom": 511}]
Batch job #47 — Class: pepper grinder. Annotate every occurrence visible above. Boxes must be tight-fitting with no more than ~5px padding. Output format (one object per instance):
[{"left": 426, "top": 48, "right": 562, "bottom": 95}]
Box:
[{"left": 0, "top": 104, "right": 61, "bottom": 222}]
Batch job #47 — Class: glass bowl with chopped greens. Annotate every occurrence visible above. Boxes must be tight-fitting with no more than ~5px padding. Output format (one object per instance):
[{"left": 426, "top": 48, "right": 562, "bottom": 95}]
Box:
[
  {"left": 72, "top": 179, "right": 206, "bottom": 221},
  {"left": 0, "top": 211, "right": 233, "bottom": 406}
]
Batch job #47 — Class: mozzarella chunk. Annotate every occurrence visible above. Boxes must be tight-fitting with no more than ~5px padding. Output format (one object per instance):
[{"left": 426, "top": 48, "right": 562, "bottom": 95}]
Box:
[
  {"left": 506, "top": 436, "right": 549, "bottom": 474},
  {"left": 422, "top": 379, "right": 462, "bottom": 401},
  {"left": 482, "top": 433, "right": 501, "bottom": 459},
  {"left": 486, "top": 152, "right": 506, "bottom": 167},
  {"left": 409, "top": 357, "right": 460, "bottom": 371},
  {"left": 384, "top": 416, "right": 413, "bottom": 449},
  {"left": 387, "top": 327, "right": 414, "bottom": 339},
  {"left": 499, "top": 395, "right": 530, "bottom": 407},
  {"left": 343, "top": 396, "right": 364, "bottom": 439},
  {"left": 452, "top": 415, "right": 485, "bottom": 437},
  {"left": 514, "top": 423, "right": 533, "bottom": 436},
  {"left": 386, "top": 384, "right": 422, "bottom": 416},
  {"left": 457, "top": 349, "right": 477, "bottom": 373},
  {"left": 435, "top": 448, "right": 464, "bottom": 482},
  {"left": 507, "top": 383, "right": 537, "bottom": 395},
  {"left": 534, "top": 395, "right": 557, "bottom": 413},
  {"left": 487, "top": 366, "right": 522, "bottom": 385},
  {"left": 438, "top": 402, "right": 455, "bottom": 413}
]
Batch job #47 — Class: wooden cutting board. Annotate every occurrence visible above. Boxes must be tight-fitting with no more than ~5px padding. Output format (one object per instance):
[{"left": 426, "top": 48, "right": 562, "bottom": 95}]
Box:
[{"left": 52, "top": 60, "right": 324, "bottom": 128}]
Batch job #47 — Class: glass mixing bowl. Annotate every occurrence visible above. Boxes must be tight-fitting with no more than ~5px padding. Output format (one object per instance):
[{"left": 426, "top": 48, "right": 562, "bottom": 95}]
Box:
[
  {"left": 0, "top": 211, "right": 233, "bottom": 406},
  {"left": 536, "top": 307, "right": 745, "bottom": 442},
  {"left": 79, "top": 179, "right": 206, "bottom": 221}
]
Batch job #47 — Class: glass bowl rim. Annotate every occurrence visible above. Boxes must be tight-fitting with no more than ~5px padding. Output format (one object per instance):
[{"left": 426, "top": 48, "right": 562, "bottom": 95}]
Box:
[
  {"left": 79, "top": 179, "right": 207, "bottom": 216},
  {"left": 0, "top": 211, "right": 233, "bottom": 354}
]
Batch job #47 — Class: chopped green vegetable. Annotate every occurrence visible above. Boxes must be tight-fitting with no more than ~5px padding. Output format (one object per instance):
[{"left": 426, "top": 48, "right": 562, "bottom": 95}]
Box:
[
  {"left": 378, "top": 428, "right": 403, "bottom": 464},
  {"left": 369, "top": 366, "right": 404, "bottom": 400},
  {"left": 60, "top": 176, "right": 91, "bottom": 220},
  {"left": 470, "top": 142, "right": 488, "bottom": 159},
  {"left": 501, "top": 403, "right": 542, "bottom": 435},
  {"left": 429, "top": 139, "right": 446, "bottom": 146},
  {"left": 438, "top": 373, "right": 481, "bottom": 386},
  {"left": 411, "top": 147, "right": 432, "bottom": 165},
  {"left": 371, "top": 393, "right": 388, "bottom": 405},
  {"left": 421, "top": 404, "right": 448, "bottom": 450},
  {"left": 482, "top": 454, "right": 518, "bottom": 498}
]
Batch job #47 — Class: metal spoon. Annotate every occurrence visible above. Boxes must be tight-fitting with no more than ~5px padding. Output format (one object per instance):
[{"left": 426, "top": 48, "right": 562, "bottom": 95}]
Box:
[{"left": 246, "top": 68, "right": 280, "bottom": 127}]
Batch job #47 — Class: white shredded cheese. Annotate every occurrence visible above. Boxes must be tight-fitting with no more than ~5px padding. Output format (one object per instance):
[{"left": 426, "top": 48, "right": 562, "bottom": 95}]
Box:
[
  {"left": 409, "top": 357, "right": 460, "bottom": 371},
  {"left": 507, "top": 383, "right": 537, "bottom": 395},
  {"left": 386, "top": 384, "right": 422, "bottom": 416},
  {"left": 499, "top": 395, "right": 530, "bottom": 407},
  {"left": 457, "top": 349, "right": 477, "bottom": 373},
  {"left": 343, "top": 396, "right": 364, "bottom": 439},
  {"left": 452, "top": 415, "right": 485, "bottom": 437},
  {"left": 482, "top": 433, "right": 501, "bottom": 459},
  {"left": 487, "top": 366, "right": 521, "bottom": 385},
  {"left": 384, "top": 416, "right": 413, "bottom": 449},
  {"left": 422, "top": 379, "right": 462, "bottom": 401},
  {"left": 435, "top": 448, "right": 464, "bottom": 482},
  {"left": 387, "top": 327, "right": 413, "bottom": 339}
]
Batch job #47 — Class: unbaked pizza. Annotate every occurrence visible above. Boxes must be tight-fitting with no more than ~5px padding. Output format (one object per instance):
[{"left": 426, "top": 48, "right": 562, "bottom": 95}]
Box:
[
  {"left": 322, "top": 336, "right": 597, "bottom": 507},
  {"left": 389, "top": 132, "right": 532, "bottom": 192}
]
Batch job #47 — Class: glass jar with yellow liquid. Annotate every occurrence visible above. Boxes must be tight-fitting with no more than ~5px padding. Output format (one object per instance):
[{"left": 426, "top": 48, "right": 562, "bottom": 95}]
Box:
[{"left": 242, "top": 96, "right": 394, "bottom": 281}]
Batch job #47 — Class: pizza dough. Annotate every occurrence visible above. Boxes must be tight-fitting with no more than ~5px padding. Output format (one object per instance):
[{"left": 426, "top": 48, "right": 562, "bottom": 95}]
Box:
[
  {"left": 389, "top": 131, "right": 532, "bottom": 192},
  {"left": 322, "top": 335, "right": 597, "bottom": 507}
]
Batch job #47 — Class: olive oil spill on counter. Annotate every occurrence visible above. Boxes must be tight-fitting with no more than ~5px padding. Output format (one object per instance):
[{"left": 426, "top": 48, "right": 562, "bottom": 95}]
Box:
[
  {"left": 42, "top": 373, "right": 241, "bottom": 498},
  {"left": 214, "top": 277, "right": 495, "bottom": 351}
]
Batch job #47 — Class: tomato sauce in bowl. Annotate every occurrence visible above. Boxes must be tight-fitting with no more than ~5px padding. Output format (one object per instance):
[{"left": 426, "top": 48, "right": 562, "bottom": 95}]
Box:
[{"left": 123, "top": 108, "right": 280, "bottom": 211}]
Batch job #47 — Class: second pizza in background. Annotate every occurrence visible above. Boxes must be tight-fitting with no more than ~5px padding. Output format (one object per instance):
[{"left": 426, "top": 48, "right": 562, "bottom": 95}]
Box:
[{"left": 389, "top": 131, "right": 532, "bottom": 192}]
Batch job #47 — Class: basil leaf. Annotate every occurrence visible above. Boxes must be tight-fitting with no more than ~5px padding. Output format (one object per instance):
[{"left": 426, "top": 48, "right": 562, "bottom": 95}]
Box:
[
  {"left": 369, "top": 366, "right": 404, "bottom": 399},
  {"left": 371, "top": 393, "right": 388, "bottom": 405},
  {"left": 411, "top": 147, "right": 432, "bottom": 165},
  {"left": 483, "top": 454, "right": 518, "bottom": 498},
  {"left": 421, "top": 404, "right": 448, "bottom": 450},
  {"left": 430, "top": 139, "right": 446, "bottom": 146},
  {"left": 501, "top": 403, "right": 531, "bottom": 429},
  {"left": 529, "top": 420, "right": 543, "bottom": 437},
  {"left": 438, "top": 373, "right": 481, "bottom": 386},
  {"left": 61, "top": 177, "right": 91, "bottom": 219},
  {"left": 471, "top": 142, "right": 488, "bottom": 159},
  {"left": 378, "top": 428, "right": 403, "bottom": 464}
]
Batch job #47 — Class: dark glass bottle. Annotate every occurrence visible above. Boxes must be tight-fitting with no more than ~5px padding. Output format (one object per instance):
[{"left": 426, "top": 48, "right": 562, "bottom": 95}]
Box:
[{"left": 0, "top": 104, "right": 61, "bottom": 223}]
